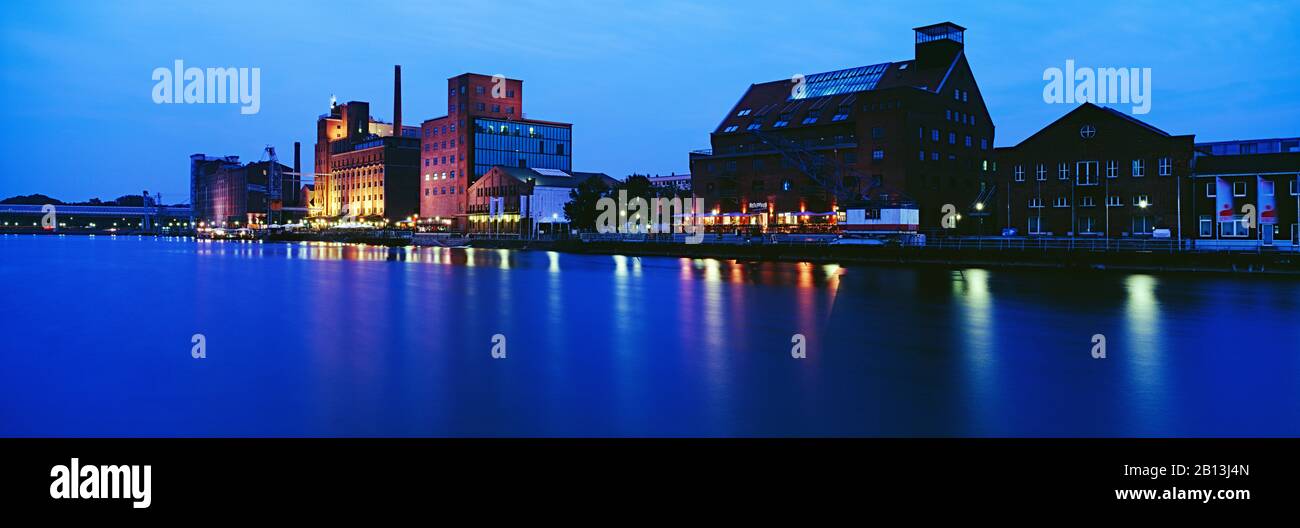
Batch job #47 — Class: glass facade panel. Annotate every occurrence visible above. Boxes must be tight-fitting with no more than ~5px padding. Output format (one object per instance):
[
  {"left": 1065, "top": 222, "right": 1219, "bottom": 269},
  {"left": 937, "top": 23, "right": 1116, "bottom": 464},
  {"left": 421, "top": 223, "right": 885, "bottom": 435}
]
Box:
[{"left": 472, "top": 117, "right": 572, "bottom": 177}]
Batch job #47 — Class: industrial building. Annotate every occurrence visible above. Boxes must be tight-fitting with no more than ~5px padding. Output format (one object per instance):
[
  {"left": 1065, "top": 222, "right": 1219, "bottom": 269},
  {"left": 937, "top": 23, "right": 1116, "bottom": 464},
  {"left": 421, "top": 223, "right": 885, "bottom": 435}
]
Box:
[
  {"left": 419, "top": 73, "right": 574, "bottom": 230},
  {"left": 689, "top": 22, "right": 995, "bottom": 232},
  {"left": 311, "top": 66, "right": 421, "bottom": 222},
  {"left": 190, "top": 143, "right": 303, "bottom": 227}
]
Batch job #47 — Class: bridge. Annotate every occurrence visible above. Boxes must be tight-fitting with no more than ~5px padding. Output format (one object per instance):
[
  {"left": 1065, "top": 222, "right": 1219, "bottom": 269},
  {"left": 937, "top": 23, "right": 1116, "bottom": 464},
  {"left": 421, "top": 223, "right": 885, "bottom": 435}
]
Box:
[{"left": 0, "top": 203, "right": 193, "bottom": 231}]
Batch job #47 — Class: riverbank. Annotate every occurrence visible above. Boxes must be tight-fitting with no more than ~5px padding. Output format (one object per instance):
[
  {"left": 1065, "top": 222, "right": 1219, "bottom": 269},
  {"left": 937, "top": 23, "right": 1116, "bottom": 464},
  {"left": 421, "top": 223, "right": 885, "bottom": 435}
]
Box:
[
  {"left": 10, "top": 230, "right": 1300, "bottom": 275},
  {"left": 462, "top": 238, "right": 1300, "bottom": 276}
]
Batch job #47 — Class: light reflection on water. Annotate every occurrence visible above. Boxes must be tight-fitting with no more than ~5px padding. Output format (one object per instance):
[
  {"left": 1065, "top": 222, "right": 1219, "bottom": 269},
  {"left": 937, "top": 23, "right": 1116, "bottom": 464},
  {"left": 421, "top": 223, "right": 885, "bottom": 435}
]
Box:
[{"left": 1, "top": 235, "right": 1298, "bottom": 437}]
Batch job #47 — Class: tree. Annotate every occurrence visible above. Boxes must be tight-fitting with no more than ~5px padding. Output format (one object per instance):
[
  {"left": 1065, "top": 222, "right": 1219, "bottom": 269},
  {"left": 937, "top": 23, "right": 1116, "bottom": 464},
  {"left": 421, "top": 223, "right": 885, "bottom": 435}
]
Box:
[{"left": 563, "top": 176, "right": 612, "bottom": 231}]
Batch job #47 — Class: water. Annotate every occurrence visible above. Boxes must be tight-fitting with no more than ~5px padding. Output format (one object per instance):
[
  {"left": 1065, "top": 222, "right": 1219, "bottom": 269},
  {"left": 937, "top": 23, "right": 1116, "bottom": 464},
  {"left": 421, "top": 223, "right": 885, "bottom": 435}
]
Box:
[{"left": 2, "top": 234, "right": 1298, "bottom": 437}]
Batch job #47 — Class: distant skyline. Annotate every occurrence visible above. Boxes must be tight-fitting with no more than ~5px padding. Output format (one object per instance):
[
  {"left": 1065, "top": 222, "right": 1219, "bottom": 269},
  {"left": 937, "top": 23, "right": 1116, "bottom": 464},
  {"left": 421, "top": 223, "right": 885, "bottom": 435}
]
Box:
[{"left": 2, "top": 0, "right": 1297, "bottom": 203}]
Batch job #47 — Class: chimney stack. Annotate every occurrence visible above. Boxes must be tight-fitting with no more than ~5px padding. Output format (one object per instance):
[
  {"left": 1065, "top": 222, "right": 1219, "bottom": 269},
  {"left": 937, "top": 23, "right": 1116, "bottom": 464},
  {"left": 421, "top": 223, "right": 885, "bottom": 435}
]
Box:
[
  {"left": 393, "top": 65, "right": 402, "bottom": 137},
  {"left": 293, "top": 141, "right": 301, "bottom": 176}
]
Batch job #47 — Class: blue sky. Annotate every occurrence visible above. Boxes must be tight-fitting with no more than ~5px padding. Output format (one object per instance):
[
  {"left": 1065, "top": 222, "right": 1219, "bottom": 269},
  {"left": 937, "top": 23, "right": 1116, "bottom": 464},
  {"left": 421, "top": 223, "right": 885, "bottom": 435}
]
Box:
[{"left": 1, "top": 0, "right": 1297, "bottom": 202}]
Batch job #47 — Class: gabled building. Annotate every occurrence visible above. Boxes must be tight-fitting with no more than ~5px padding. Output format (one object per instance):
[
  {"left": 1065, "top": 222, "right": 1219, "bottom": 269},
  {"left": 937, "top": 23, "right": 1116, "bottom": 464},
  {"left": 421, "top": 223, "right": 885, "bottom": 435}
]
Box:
[
  {"left": 994, "top": 103, "right": 1196, "bottom": 239},
  {"left": 465, "top": 167, "right": 617, "bottom": 236},
  {"left": 689, "top": 22, "right": 995, "bottom": 232}
]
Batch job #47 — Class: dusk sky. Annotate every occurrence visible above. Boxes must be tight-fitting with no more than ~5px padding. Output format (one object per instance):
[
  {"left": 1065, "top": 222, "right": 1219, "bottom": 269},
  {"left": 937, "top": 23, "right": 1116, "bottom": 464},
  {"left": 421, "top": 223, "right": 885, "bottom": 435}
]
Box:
[{"left": 1, "top": 0, "right": 1297, "bottom": 203}]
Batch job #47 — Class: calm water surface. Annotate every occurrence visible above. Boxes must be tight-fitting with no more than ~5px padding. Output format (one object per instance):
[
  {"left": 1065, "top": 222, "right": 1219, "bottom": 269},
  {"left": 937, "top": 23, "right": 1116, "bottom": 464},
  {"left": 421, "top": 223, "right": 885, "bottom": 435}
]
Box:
[{"left": 2, "top": 234, "right": 1298, "bottom": 436}]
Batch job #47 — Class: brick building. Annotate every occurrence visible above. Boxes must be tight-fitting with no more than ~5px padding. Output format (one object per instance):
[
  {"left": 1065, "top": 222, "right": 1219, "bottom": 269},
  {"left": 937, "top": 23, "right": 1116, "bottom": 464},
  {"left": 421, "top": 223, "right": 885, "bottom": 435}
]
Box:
[
  {"left": 994, "top": 103, "right": 1195, "bottom": 239},
  {"left": 311, "top": 66, "right": 421, "bottom": 222},
  {"left": 689, "top": 22, "right": 995, "bottom": 232},
  {"left": 419, "top": 73, "right": 573, "bottom": 230}
]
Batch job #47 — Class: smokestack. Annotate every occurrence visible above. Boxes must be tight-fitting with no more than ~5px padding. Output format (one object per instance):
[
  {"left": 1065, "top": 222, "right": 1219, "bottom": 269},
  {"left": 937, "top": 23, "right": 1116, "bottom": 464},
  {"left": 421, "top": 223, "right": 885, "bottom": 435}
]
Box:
[
  {"left": 293, "top": 141, "right": 301, "bottom": 176},
  {"left": 393, "top": 65, "right": 402, "bottom": 137}
]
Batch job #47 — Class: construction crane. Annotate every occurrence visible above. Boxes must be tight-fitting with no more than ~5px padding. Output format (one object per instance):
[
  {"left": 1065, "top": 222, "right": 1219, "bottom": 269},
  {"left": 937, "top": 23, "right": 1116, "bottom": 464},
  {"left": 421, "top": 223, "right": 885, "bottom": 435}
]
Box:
[{"left": 260, "top": 145, "right": 283, "bottom": 225}]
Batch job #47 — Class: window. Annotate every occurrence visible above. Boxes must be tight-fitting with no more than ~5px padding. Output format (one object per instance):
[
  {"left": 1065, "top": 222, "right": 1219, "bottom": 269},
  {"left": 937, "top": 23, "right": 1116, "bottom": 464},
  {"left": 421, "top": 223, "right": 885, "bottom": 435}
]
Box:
[
  {"left": 1199, "top": 215, "right": 1213, "bottom": 237},
  {"left": 1029, "top": 197, "right": 1044, "bottom": 208},
  {"left": 1233, "top": 181, "right": 1247, "bottom": 197},
  {"left": 1014, "top": 165, "right": 1024, "bottom": 182},
  {"left": 1221, "top": 215, "right": 1249, "bottom": 237},
  {"left": 1028, "top": 216, "right": 1045, "bottom": 234},
  {"left": 1132, "top": 216, "right": 1153, "bottom": 234},
  {"left": 1058, "top": 162, "right": 1069, "bottom": 180},
  {"left": 1158, "top": 157, "right": 1172, "bottom": 176},
  {"left": 931, "top": 129, "right": 939, "bottom": 142},
  {"left": 980, "top": 138, "right": 988, "bottom": 150},
  {"left": 736, "top": 109, "right": 751, "bottom": 117},
  {"left": 919, "top": 150, "right": 926, "bottom": 161},
  {"left": 1206, "top": 182, "right": 1216, "bottom": 197},
  {"left": 1053, "top": 196, "right": 1069, "bottom": 208},
  {"left": 1036, "top": 164, "right": 1046, "bottom": 181},
  {"left": 1106, "top": 195, "right": 1122, "bottom": 207},
  {"left": 872, "top": 127, "right": 884, "bottom": 139},
  {"left": 1077, "top": 161, "right": 1098, "bottom": 186},
  {"left": 1106, "top": 160, "right": 1118, "bottom": 179},
  {"left": 1080, "top": 124, "right": 1096, "bottom": 138},
  {"left": 844, "top": 152, "right": 857, "bottom": 164},
  {"left": 1132, "top": 194, "right": 1151, "bottom": 207},
  {"left": 948, "top": 132, "right": 956, "bottom": 145},
  {"left": 831, "top": 106, "right": 850, "bottom": 121},
  {"left": 773, "top": 113, "right": 790, "bottom": 128},
  {"left": 781, "top": 179, "right": 792, "bottom": 191},
  {"left": 723, "top": 125, "right": 738, "bottom": 133},
  {"left": 1080, "top": 216, "right": 1097, "bottom": 233},
  {"left": 1131, "top": 159, "right": 1145, "bottom": 177},
  {"left": 803, "top": 110, "right": 821, "bottom": 125},
  {"left": 1291, "top": 179, "right": 1298, "bottom": 196},
  {"left": 965, "top": 135, "right": 972, "bottom": 147},
  {"left": 747, "top": 121, "right": 762, "bottom": 131},
  {"left": 1081, "top": 196, "right": 1095, "bottom": 207},
  {"left": 931, "top": 152, "right": 939, "bottom": 161},
  {"left": 872, "top": 149, "right": 885, "bottom": 160},
  {"left": 475, "top": 86, "right": 485, "bottom": 95}
]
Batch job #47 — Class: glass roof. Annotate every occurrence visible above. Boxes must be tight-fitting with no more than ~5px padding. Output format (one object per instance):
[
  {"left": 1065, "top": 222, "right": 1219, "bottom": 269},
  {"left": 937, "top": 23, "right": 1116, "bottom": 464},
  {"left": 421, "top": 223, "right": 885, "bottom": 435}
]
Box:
[{"left": 790, "top": 63, "right": 891, "bottom": 100}]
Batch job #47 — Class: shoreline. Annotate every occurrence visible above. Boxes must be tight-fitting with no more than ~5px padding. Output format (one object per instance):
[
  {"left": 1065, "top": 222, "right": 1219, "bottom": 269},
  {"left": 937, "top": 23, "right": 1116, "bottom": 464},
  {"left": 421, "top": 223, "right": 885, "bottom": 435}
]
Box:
[{"left": 10, "top": 230, "right": 1300, "bottom": 277}]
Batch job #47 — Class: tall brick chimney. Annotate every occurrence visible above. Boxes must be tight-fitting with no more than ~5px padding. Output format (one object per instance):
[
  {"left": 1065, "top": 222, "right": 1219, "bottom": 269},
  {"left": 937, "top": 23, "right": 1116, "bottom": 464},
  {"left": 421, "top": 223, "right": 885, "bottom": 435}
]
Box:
[
  {"left": 293, "top": 141, "right": 301, "bottom": 176},
  {"left": 393, "top": 65, "right": 402, "bottom": 137}
]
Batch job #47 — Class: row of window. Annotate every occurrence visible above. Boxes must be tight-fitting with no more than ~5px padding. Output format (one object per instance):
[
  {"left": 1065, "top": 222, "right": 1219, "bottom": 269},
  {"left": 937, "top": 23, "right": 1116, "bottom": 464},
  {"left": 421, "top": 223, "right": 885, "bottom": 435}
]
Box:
[
  {"left": 424, "top": 139, "right": 456, "bottom": 151},
  {"left": 425, "top": 154, "right": 457, "bottom": 167},
  {"left": 944, "top": 108, "right": 976, "bottom": 127},
  {"left": 425, "top": 186, "right": 460, "bottom": 196},
  {"left": 1028, "top": 195, "right": 1152, "bottom": 208},
  {"left": 425, "top": 172, "right": 457, "bottom": 181},
  {"left": 1025, "top": 215, "right": 1154, "bottom": 235},
  {"left": 1205, "top": 179, "right": 1299, "bottom": 197},
  {"left": 1013, "top": 159, "right": 1173, "bottom": 183},
  {"left": 467, "top": 85, "right": 515, "bottom": 98},
  {"left": 920, "top": 127, "right": 988, "bottom": 150},
  {"left": 424, "top": 123, "right": 457, "bottom": 137}
]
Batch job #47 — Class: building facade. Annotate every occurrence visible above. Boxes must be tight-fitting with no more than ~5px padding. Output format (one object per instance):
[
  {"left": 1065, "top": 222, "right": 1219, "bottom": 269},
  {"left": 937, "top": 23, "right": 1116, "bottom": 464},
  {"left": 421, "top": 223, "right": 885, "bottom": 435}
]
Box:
[
  {"left": 465, "top": 167, "right": 616, "bottom": 236},
  {"left": 643, "top": 172, "right": 692, "bottom": 193},
  {"left": 419, "top": 73, "right": 573, "bottom": 230},
  {"left": 689, "top": 22, "right": 995, "bottom": 232},
  {"left": 190, "top": 154, "right": 297, "bottom": 227},
  {"left": 1189, "top": 151, "right": 1300, "bottom": 249},
  {"left": 994, "top": 103, "right": 1196, "bottom": 239},
  {"left": 311, "top": 67, "right": 421, "bottom": 222}
]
